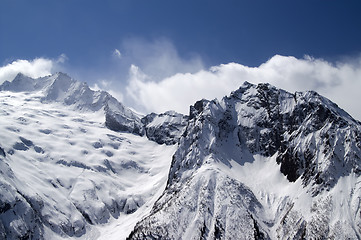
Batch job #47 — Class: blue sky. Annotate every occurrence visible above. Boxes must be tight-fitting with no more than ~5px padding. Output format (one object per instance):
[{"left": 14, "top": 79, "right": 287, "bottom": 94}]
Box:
[
  {"left": 1, "top": 0, "right": 361, "bottom": 67},
  {"left": 1, "top": 0, "right": 361, "bottom": 119}
]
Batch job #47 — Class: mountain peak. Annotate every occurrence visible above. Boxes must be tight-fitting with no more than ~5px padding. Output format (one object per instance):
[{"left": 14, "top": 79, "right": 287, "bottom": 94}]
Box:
[
  {"left": 179, "top": 81, "right": 361, "bottom": 187},
  {"left": 130, "top": 81, "right": 361, "bottom": 239},
  {"left": 54, "top": 71, "right": 70, "bottom": 77},
  {"left": 1, "top": 72, "right": 36, "bottom": 92},
  {"left": 50, "top": 72, "right": 74, "bottom": 85},
  {"left": 0, "top": 73, "right": 147, "bottom": 136},
  {"left": 14, "top": 72, "right": 27, "bottom": 78}
]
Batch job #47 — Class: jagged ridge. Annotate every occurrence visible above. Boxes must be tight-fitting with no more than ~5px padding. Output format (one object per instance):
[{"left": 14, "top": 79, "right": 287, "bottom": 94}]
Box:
[
  {"left": 1, "top": 73, "right": 187, "bottom": 144},
  {"left": 129, "top": 82, "right": 361, "bottom": 239}
]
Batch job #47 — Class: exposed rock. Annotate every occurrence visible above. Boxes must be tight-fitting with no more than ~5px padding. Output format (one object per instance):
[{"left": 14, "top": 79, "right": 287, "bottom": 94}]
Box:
[
  {"left": 142, "top": 111, "right": 188, "bottom": 145},
  {"left": 129, "top": 82, "right": 361, "bottom": 239}
]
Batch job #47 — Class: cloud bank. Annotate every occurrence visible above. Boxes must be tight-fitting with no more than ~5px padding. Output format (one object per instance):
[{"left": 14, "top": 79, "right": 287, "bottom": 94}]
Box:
[
  {"left": 1, "top": 52, "right": 360, "bottom": 121},
  {"left": 0, "top": 55, "right": 67, "bottom": 85},
  {"left": 120, "top": 38, "right": 204, "bottom": 81},
  {"left": 0, "top": 58, "right": 53, "bottom": 84},
  {"left": 125, "top": 54, "right": 361, "bottom": 121}
]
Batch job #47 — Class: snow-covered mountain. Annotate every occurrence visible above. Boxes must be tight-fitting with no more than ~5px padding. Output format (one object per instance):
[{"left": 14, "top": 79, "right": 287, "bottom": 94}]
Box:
[
  {"left": 129, "top": 82, "right": 361, "bottom": 239},
  {"left": 0, "top": 73, "right": 360, "bottom": 239},
  {"left": 1, "top": 72, "right": 145, "bottom": 136},
  {"left": 0, "top": 73, "right": 183, "bottom": 239}
]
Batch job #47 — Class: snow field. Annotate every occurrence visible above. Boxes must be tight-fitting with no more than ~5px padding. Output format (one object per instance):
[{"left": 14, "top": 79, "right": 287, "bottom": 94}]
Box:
[{"left": 0, "top": 91, "right": 176, "bottom": 239}]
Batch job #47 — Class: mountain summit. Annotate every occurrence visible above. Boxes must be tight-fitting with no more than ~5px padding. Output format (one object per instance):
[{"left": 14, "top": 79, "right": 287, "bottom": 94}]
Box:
[
  {"left": 129, "top": 81, "right": 361, "bottom": 239},
  {"left": 0, "top": 73, "right": 360, "bottom": 239}
]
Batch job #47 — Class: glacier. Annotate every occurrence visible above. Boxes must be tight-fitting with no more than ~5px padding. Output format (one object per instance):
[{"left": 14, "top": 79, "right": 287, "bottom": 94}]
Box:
[{"left": 0, "top": 73, "right": 360, "bottom": 239}]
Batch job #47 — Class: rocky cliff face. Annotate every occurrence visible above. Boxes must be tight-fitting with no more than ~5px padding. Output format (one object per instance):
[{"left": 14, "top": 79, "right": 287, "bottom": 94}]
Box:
[
  {"left": 142, "top": 111, "right": 188, "bottom": 145},
  {"left": 129, "top": 82, "right": 361, "bottom": 239}
]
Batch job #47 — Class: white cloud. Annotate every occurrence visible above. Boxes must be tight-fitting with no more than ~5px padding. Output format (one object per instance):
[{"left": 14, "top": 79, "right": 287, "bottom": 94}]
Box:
[
  {"left": 56, "top": 53, "right": 68, "bottom": 64},
  {"left": 121, "top": 38, "right": 204, "bottom": 81},
  {"left": 113, "top": 49, "right": 122, "bottom": 59},
  {"left": 95, "top": 37, "right": 205, "bottom": 112},
  {"left": 0, "top": 58, "right": 53, "bottom": 84},
  {"left": 125, "top": 54, "right": 361, "bottom": 121},
  {"left": 0, "top": 54, "right": 68, "bottom": 85},
  {"left": 90, "top": 79, "right": 124, "bottom": 103},
  {"left": 90, "top": 83, "right": 101, "bottom": 91},
  {"left": 2, "top": 52, "right": 360, "bottom": 121}
]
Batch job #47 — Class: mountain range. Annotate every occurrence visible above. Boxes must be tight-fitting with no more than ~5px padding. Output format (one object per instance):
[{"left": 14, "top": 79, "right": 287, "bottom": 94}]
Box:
[{"left": 0, "top": 72, "right": 360, "bottom": 239}]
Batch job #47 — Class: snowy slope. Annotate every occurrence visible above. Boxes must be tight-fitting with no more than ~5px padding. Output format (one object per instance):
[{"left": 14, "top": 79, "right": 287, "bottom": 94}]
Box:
[
  {"left": 0, "top": 74, "right": 178, "bottom": 239},
  {"left": 1, "top": 72, "right": 145, "bottom": 136}
]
